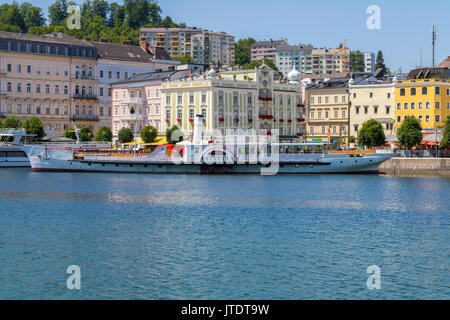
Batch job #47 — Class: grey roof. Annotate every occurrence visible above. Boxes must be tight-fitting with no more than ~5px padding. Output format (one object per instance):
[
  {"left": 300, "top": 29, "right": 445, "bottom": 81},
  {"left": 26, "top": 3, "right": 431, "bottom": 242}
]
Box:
[
  {"left": 0, "top": 31, "right": 94, "bottom": 47},
  {"left": 307, "top": 78, "right": 350, "bottom": 89},
  {"left": 111, "top": 69, "right": 189, "bottom": 85},
  {"left": 88, "top": 41, "right": 154, "bottom": 62},
  {"left": 276, "top": 44, "right": 313, "bottom": 52},
  {"left": 253, "top": 39, "right": 287, "bottom": 47},
  {"left": 408, "top": 67, "right": 450, "bottom": 79}
]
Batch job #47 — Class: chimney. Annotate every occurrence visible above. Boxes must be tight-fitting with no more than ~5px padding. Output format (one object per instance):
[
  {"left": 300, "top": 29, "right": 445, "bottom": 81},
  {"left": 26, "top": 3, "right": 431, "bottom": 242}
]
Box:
[
  {"left": 140, "top": 41, "right": 149, "bottom": 52},
  {"left": 99, "top": 38, "right": 108, "bottom": 43},
  {"left": 84, "top": 36, "right": 91, "bottom": 41},
  {"left": 121, "top": 40, "right": 130, "bottom": 45}
]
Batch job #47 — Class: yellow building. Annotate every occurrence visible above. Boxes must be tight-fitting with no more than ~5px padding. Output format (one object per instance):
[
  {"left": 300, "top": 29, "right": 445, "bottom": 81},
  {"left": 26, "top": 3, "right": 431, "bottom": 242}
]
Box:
[
  {"left": 394, "top": 68, "right": 450, "bottom": 131},
  {"left": 306, "top": 79, "right": 350, "bottom": 145}
]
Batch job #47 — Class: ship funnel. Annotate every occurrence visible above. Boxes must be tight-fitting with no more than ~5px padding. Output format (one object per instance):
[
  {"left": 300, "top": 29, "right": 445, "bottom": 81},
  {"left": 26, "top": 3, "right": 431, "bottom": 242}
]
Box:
[{"left": 192, "top": 115, "right": 204, "bottom": 145}]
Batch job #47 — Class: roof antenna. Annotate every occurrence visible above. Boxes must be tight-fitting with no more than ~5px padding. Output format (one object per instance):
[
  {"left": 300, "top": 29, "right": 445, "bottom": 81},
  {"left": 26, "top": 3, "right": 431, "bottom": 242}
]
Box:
[{"left": 432, "top": 25, "right": 436, "bottom": 67}]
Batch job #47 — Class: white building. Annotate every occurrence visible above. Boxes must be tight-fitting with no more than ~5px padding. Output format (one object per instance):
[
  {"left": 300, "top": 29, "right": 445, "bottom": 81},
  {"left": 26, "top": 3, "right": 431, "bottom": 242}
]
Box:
[{"left": 363, "top": 52, "right": 375, "bottom": 73}]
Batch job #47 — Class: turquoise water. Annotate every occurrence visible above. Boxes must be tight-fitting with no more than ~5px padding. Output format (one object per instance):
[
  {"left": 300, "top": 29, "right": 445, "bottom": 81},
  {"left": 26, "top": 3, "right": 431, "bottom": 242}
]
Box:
[{"left": 0, "top": 169, "right": 448, "bottom": 299}]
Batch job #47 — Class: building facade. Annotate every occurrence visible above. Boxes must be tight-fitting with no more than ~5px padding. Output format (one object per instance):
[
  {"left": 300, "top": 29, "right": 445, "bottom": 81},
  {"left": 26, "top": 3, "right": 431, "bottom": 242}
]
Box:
[
  {"left": 394, "top": 68, "right": 450, "bottom": 130},
  {"left": 161, "top": 64, "right": 306, "bottom": 141},
  {"left": 349, "top": 78, "right": 395, "bottom": 138},
  {"left": 275, "top": 44, "right": 313, "bottom": 77},
  {"left": 0, "top": 31, "right": 99, "bottom": 137},
  {"left": 139, "top": 27, "right": 235, "bottom": 65},
  {"left": 306, "top": 79, "right": 350, "bottom": 145},
  {"left": 311, "top": 48, "right": 350, "bottom": 75},
  {"left": 251, "top": 39, "right": 287, "bottom": 62},
  {"left": 363, "top": 52, "right": 375, "bottom": 73}
]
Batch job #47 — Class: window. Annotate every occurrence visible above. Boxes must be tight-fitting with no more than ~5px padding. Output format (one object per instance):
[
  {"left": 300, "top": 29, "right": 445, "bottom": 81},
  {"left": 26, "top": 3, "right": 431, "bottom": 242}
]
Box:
[
  {"left": 321, "top": 126, "right": 325, "bottom": 134},
  {"left": 447, "top": 102, "right": 450, "bottom": 110},
  {"left": 410, "top": 88, "right": 416, "bottom": 95},
  {"left": 334, "top": 110, "right": 338, "bottom": 118},
  {"left": 166, "top": 95, "right": 171, "bottom": 105},
  {"left": 36, "top": 105, "right": 41, "bottom": 114},
  {"left": 189, "top": 109, "right": 194, "bottom": 119},
  {"left": 36, "top": 65, "right": 41, "bottom": 74},
  {"left": 17, "top": 83, "right": 22, "bottom": 92},
  {"left": 310, "top": 97, "right": 314, "bottom": 104},
  {"left": 387, "top": 93, "right": 391, "bottom": 99},
  {"left": 426, "top": 102, "right": 431, "bottom": 109},
  {"left": 410, "top": 102, "right": 415, "bottom": 109},
  {"left": 17, "top": 64, "right": 22, "bottom": 73},
  {"left": 189, "top": 94, "right": 194, "bottom": 104},
  {"left": 116, "top": 71, "right": 120, "bottom": 79},
  {"left": 369, "top": 92, "right": 373, "bottom": 98},
  {"left": 435, "top": 115, "right": 440, "bottom": 122},
  {"left": 396, "top": 103, "right": 401, "bottom": 110},
  {"left": 177, "top": 109, "right": 182, "bottom": 119},
  {"left": 400, "top": 88, "right": 405, "bottom": 96},
  {"left": 64, "top": 86, "right": 68, "bottom": 95},
  {"left": 447, "top": 88, "right": 450, "bottom": 96},
  {"left": 374, "top": 106, "right": 378, "bottom": 114},
  {"left": 318, "top": 111, "right": 322, "bottom": 119},
  {"left": 177, "top": 94, "right": 183, "bottom": 105},
  {"left": 418, "top": 115, "right": 423, "bottom": 122},
  {"left": 435, "top": 101, "right": 440, "bottom": 109},
  {"left": 422, "top": 87, "right": 427, "bottom": 95},
  {"left": 325, "top": 111, "right": 329, "bottom": 119},
  {"left": 404, "top": 102, "right": 408, "bottom": 110},
  {"left": 354, "top": 124, "right": 359, "bottom": 132},
  {"left": 342, "top": 96, "right": 346, "bottom": 103},
  {"left": 218, "top": 92, "right": 224, "bottom": 105},
  {"left": 155, "top": 89, "right": 159, "bottom": 97},
  {"left": 55, "top": 67, "right": 60, "bottom": 76},
  {"left": 310, "top": 111, "right": 314, "bottom": 119},
  {"left": 202, "top": 93, "right": 207, "bottom": 104},
  {"left": 100, "top": 87, "right": 104, "bottom": 96},
  {"left": 100, "top": 70, "right": 104, "bottom": 78},
  {"left": 27, "top": 65, "right": 32, "bottom": 73},
  {"left": 46, "top": 85, "right": 50, "bottom": 94},
  {"left": 364, "top": 106, "right": 368, "bottom": 114},
  {"left": 334, "top": 96, "right": 338, "bottom": 103},
  {"left": 155, "top": 104, "right": 160, "bottom": 115},
  {"left": 46, "top": 66, "right": 50, "bottom": 75},
  {"left": 332, "top": 125, "right": 337, "bottom": 134},
  {"left": 385, "top": 106, "right": 390, "bottom": 114},
  {"left": 7, "top": 64, "right": 11, "bottom": 72},
  {"left": 435, "top": 87, "right": 440, "bottom": 95},
  {"left": 318, "top": 97, "right": 322, "bottom": 104},
  {"left": 233, "top": 92, "right": 239, "bottom": 105},
  {"left": 36, "top": 84, "right": 41, "bottom": 93},
  {"left": 418, "top": 102, "right": 423, "bottom": 109},
  {"left": 27, "top": 104, "right": 32, "bottom": 114},
  {"left": 26, "top": 83, "right": 31, "bottom": 93},
  {"left": 55, "top": 85, "right": 60, "bottom": 94},
  {"left": 342, "top": 110, "right": 346, "bottom": 118},
  {"left": 108, "top": 71, "right": 112, "bottom": 79},
  {"left": 325, "top": 96, "right": 329, "bottom": 104},
  {"left": 425, "top": 115, "right": 430, "bottom": 122}
]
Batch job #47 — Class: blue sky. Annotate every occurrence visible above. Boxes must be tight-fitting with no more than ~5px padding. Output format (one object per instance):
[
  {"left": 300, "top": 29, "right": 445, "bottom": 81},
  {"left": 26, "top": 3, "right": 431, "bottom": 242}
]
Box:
[{"left": 11, "top": 0, "right": 450, "bottom": 72}]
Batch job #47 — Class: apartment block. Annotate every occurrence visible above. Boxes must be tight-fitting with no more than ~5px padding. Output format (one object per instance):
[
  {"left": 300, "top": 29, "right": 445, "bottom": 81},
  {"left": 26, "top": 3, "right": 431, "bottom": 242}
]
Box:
[
  {"left": 311, "top": 48, "right": 350, "bottom": 75},
  {"left": 363, "top": 52, "right": 375, "bottom": 73},
  {"left": 0, "top": 31, "right": 99, "bottom": 137},
  {"left": 251, "top": 39, "right": 287, "bottom": 62},
  {"left": 275, "top": 44, "right": 313, "bottom": 77},
  {"left": 139, "top": 28, "right": 235, "bottom": 65}
]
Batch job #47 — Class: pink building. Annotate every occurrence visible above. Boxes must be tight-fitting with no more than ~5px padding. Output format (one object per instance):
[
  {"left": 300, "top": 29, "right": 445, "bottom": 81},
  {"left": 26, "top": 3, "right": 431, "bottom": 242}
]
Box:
[
  {"left": 111, "top": 68, "right": 190, "bottom": 142},
  {"left": 251, "top": 39, "right": 287, "bottom": 61}
]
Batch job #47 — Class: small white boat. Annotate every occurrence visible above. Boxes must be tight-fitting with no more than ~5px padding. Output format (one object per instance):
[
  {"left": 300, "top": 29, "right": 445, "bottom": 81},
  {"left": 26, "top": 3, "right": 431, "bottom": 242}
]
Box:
[{"left": 23, "top": 116, "right": 395, "bottom": 175}]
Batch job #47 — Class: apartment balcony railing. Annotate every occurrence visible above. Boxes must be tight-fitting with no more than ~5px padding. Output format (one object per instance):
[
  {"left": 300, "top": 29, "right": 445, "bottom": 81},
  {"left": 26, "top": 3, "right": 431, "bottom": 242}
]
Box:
[
  {"left": 72, "top": 75, "right": 97, "bottom": 81},
  {"left": 72, "top": 115, "right": 99, "bottom": 121},
  {"left": 72, "top": 94, "right": 98, "bottom": 100},
  {"left": 120, "top": 97, "right": 146, "bottom": 104}
]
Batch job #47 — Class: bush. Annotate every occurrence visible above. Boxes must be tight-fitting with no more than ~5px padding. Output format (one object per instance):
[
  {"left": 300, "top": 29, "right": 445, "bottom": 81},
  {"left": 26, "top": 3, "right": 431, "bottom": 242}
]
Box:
[
  {"left": 358, "top": 119, "right": 386, "bottom": 148},
  {"left": 64, "top": 125, "right": 94, "bottom": 142},
  {"left": 63, "top": 128, "right": 77, "bottom": 140},
  {"left": 348, "top": 135, "right": 356, "bottom": 144},
  {"left": 166, "top": 125, "right": 183, "bottom": 144},
  {"left": 118, "top": 127, "right": 134, "bottom": 143},
  {"left": 140, "top": 125, "right": 157, "bottom": 143},
  {"left": 440, "top": 117, "right": 450, "bottom": 148},
  {"left": 95, "top": 126, "right": 113, "bottom": 142},
  {"left": 23, "top": 117, "right": 45, "bottom": 139}
]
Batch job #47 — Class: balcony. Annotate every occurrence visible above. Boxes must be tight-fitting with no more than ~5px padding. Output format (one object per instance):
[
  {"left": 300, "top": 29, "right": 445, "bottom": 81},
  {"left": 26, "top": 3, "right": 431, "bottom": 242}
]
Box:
[
  {"left": 120, "top": 97, "right": 146, "bottom": 104},
  {"left": 72, "top": 94, "right": 98, "bottom": 100},
  {"left": 72, "top": 115, "right": 99, "bottom": 121}
]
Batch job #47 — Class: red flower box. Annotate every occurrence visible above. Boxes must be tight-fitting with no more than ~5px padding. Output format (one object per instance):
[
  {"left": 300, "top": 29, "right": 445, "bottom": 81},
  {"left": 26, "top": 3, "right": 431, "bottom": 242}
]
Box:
[
  {"left": 287, "top": 119, "right": 292, "bottom": 123},
  {"left": 279, "top": 119, "right": 284, "bottom": 123},
  {"left": 189, "top": 118, "right": 193, "bottom": 122},
  {"left": 235, "top": 118, "right": 239, "bottom": 122},
  {"left": 165, "top": 119, "right": 170, "bottom": 122},
  {"left": 273, "top": 119, "right": 277, "bottom": 122},
  {"left": 297, "top": 133, "right": 303, "bottom": 136},
  {"left": 248, "top": 119, "right": 253, "bottom": 123},
  {"left": 219, "top": 117, "right": 224, "bottom": 122},
  {"left": 297, "top": 104, "right": 305, "bottom": 108},
  {"left": 177, "top": 118, "right": 182, "bottom": 122},
  {"left": 297, "top": 118, "right": 305, "bottom": 122},
  {"left": 258, "top": 97, "right": 273, "bottom": 102}
]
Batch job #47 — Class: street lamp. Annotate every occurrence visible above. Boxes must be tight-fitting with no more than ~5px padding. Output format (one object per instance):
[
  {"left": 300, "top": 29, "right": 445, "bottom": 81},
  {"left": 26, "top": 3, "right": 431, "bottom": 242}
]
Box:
[{"left": 130, "top": 106, "right": 137, "bottom": 156}]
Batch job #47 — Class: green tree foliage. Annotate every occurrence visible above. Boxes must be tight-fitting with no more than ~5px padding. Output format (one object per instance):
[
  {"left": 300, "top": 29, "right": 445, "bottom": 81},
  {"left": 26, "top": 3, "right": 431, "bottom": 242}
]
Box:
[
  {"left": 63, "top": 125, "right": 93, "bottom": 141},
  {"left": 23, "top": 117, "right": 45, "bottom": 139},
  {"left": 350, "top": 50, "right": 364, "bottom": 72},
  {"left": 358, "top": 119, "right": 386, "bottom": 148},
  {"left": 439, "top": 117, "right": 450, "bottom": 148},
  {"left": 397, "top": 116, "right": 422, "bottom": 156},
  {"left": 124, "top": 0, "right": 161, "bottom": 29},
  {"left": 235, "top": 38, "right": 256, "bottom": 66},
  {"left": 244, "top": 59, "right": 278, "bottom": 71},
  {"left": 0, "top": 119, "right": 3, "bottom": 128},
  {"left": 166, "top": 125, "right": 183, "bottom": 144},
  {"left": 173, "top": 52, "right": 193, "bottom": 64},
  {"left": 0, "top": 2, "right": 45, "bottom": 32},
  {"left": 48, "top": 0, "right": 75, "bottom": 26},
  {"left": 348, "top": 135, "right": 356, "bottom": 144},
  {"left": 140, "top": 125, "right": 157, "bottom": 143},
  {"left": 95, "top": 126, "right": 112, "bottom": 142},
  {"left": 3, "top": 116, "right": 21, "bottom": 129},
  {"left": 375, "top": 50, "right": 386, "bottom": 70},
  {"left": 118, "top": 127, "right": 134, "bottom": 143}
]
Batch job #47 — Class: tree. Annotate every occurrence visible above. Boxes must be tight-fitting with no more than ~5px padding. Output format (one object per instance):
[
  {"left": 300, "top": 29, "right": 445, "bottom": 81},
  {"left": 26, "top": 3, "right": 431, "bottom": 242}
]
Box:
[
  {"left": 173, "top": 52, "right": 193, "bottom": 64},
  {"left": 397, "top": 116, "right": 422, "bottom": 157},
  {"left": 375, "top": 50, "right": 386, "bottom": 71},
  {"left": 244, "top": 59, "right": 278, "bottom": 71},
  {"left": 48, "top": 0, "right": 74, "bottom": 26},
  {"left": 166, "top": 125, "right": 183, "bottom": 144},
  {"left": 0, "top": 119, "right": 3, "bottom": 128},
  {"left": 124, "top": 0, "right": 161, "bottom": 29},
  {"left": 3, "top": 116, "right": 21, "bottom": 129},
  {"left": 348, "top": 135, "right": 356, "bottom": 144},
  {"left": 118, "top": 127, "right": 134, "bottom": 143},
  {"left": 350, "top": 50, "right": 364, "bottom": 72},
  {"left": 23, "top": 117, "right": 45, "bottom": 139},
  {"left": 439, "top": 117, "right": 450, "bottom": 148},
  {"left": 63, "top": 125, "right": 93, "bottom": 141},
  {"left": 235, "top": 37, "right": 256, "bottom": 66},
  {"left": 23, "top": 7, "right": 46, "bottom": 30},
  {"left": 358, "top": 119, "right": 386, "bottom": 148},
  {"left": 95, "top": 126, "right": 112, "bottom": 142},
  {"left": 140, "top": 125, "right": 157, "bottom": 143},
  {"left": 0, "top": 3, "right": 25, "bottom": 31}
]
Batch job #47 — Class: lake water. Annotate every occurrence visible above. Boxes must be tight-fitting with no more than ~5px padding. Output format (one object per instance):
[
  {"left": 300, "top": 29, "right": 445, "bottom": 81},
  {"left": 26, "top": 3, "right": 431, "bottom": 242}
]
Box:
[{"left": 0, "top": 169, "right": 448, "bottom": 299}]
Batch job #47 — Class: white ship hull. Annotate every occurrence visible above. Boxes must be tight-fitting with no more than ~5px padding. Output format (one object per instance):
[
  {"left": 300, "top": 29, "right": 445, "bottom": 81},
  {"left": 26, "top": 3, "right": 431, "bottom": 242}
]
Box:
[{"left": 24, "top": 146, "right": 394, "bottom": 175}]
